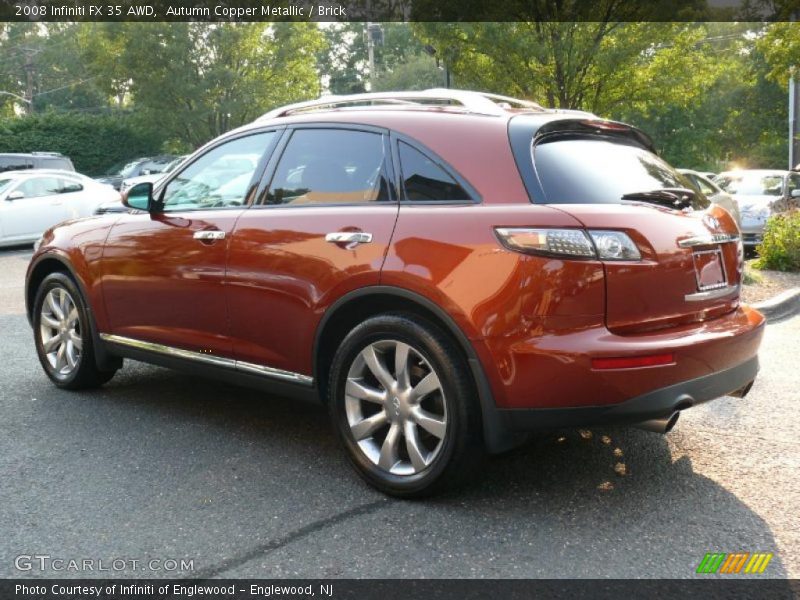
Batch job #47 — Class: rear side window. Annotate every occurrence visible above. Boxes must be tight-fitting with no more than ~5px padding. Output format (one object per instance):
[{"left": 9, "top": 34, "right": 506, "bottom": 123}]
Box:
[
  {"left": 39, "top": 157, "right": 72, "bottom": 171},
  {"left": 398, "top": 142, "right": 470, "bottom": 202},
  {"left": 267, "top": 129, "right": 389, "bottom": 206},
  {"left": 0, "top": 156, "right": 31, "bottom": 172},
  {"left": 533, "top": 138, "right": 689, "bottom": 204},
  {"left": 17, "top": 176, "right": 62, "bottom": 198}
]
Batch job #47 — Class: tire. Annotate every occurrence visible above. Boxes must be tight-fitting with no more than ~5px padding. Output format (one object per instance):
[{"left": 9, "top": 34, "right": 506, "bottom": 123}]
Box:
[
  {"left": 328, "top": 312, "right": 482, "bottom": 497},
  {"left": 32, "top": 272, "right": 118, "bottom": 390}
]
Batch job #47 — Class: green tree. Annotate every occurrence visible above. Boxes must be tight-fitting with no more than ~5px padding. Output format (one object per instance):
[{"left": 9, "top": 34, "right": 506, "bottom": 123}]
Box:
[
  {"left": 80, "top": 23, "right": 324, "bottom": 147},
  {"left": 413, "top": 22, "right": 716, "bottom": 115},
  {"left": 0, "top": 23, "right": 107, "bottom": 116},
  {"left": 372, "top": 55, "right": 444, "bottom": 91}
]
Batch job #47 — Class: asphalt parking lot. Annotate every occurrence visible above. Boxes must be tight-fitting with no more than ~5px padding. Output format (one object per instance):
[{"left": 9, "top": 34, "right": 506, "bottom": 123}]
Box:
[{"left": 0, "top": 246, "right": 798, "bottom": 580}]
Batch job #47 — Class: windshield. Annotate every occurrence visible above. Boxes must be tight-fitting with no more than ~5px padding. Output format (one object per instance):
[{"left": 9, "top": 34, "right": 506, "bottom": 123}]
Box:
[
  {"left": 532, "top": 138, "right": 700, "bottom": 205},
  {"left": 716, "top": 173, "right": 784, "bottom": 196},
  {"left": 0, "top": 178, "right": 14, "bottom": 194}
]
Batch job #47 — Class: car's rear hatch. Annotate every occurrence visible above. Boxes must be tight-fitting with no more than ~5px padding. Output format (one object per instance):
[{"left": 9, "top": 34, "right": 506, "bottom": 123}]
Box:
[
  {"left": 556, "top": 202, "right": 741, "bottom": 333},
  {"left": 510, "top": 116, "right": 742, "bottom": 334}
]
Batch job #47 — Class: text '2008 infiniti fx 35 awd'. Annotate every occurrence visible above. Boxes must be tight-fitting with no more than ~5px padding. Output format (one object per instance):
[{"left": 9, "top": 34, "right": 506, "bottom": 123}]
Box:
[{"left": 26, "top": 89, "right": 764, "bottom": 497}]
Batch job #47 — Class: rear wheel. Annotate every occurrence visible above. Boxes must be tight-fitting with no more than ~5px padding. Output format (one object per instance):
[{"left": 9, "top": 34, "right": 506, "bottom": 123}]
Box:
[
  {"left": 33, "top": 272, "right": 117, "bottom": 390},
  {"left": 328, "top": 313, "right": 482, "bottom": 497}
]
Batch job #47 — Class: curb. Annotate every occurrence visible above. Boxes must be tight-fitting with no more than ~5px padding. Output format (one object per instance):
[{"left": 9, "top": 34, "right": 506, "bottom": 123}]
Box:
[{"left": 750, "top": 287, "right": 800, "bottom": 323}]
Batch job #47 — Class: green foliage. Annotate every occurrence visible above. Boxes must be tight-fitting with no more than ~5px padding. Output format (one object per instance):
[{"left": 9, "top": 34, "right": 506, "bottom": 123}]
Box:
[
  {"left": 757, "top": 22, "right": 800, "bottom": 87},
  {"left": 754, "top": 210, "right": 800, "bottom": 272},
  {"left": 372, "top": 55, "right": 444, "bottom": 92},
  {"left": 319, "top": 23, "right": 433, "bottom": 94},
  {"left": 412, "top": 23, "right": 716, "bottom": 115},
  {"left": 78, "top": 23, "right": 324, "bottom": 147},
  {"left": 0, "top": 111, "right": 165, "bottom": 176}
]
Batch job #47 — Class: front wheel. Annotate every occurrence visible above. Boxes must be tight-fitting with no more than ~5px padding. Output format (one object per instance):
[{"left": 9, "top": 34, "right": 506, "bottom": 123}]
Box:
[
  {"left": 328, "top": 313, "right": 482, "bottom": 497},
  {"left": 33, "top": 272, "right": 117, "bottom": 390}
]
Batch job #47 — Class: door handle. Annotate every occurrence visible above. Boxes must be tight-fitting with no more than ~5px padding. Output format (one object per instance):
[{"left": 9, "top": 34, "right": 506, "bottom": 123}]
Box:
[
  {"left": 325, "top": 232, "right": 373, "bottom": 245},
  {"left": 193, "top": 230, "right": 226, "bottom": 240}
]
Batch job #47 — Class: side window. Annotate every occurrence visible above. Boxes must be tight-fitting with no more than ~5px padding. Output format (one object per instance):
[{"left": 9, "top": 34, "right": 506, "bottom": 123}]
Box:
[
  {"left": 398, "top": 142, "right": 471, "bottom": 202},
  {"left": 787, "top": 174, "right": 800, "bottom": 195},
  {"left": 40, "top": 158, "right": 71, "bottom": 171},
  {"left": 694, "top": 176, "right": 716, "bottom": 196},
  {"left": 59, "top": 178, "right": 83, "bottom": 194},
  {"left": 0, "top": 157, "right": 31, "bottom": 172},
  {"left": 161, "top": 132, "right": 274, "bottom": 211},
  {"left": 267, "top": 129, "right": 389, "bottom": 206},
  {"left": 17, "top": 177, "right": 62, "bottom": 198}
]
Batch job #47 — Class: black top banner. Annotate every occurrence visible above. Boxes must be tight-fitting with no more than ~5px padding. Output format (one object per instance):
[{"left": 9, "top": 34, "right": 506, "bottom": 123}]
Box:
[{"left": 1, "top": 0, "right": 799, "bottom": 22}]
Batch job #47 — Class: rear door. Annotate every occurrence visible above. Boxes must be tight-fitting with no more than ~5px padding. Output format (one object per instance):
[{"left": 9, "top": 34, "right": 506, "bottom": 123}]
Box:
[
  {"left": 530, "top": 132, "right": 742, "bottom": 334},
  {"left": 225, "top": 125, "right": 398, "bottom": 377}
]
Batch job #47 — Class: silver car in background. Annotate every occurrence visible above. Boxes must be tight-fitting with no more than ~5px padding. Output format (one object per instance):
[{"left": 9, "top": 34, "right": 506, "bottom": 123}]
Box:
[{"left": 715, "top": 170, "right": 800, "bottom": 251}]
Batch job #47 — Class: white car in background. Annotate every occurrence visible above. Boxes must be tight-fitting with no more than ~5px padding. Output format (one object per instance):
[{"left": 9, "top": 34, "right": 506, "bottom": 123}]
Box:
[
  {"left": 678, "top": 168, "right": 742, "bottom": 227},
  {"left": 0, "top": 170, "right": 120, "bottom": 248}
]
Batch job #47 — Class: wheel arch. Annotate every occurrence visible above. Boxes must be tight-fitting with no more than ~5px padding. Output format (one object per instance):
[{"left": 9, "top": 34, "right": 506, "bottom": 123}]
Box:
[
  {"left": 26, "top": 252, "right": 120, "bottom": 372},
  {"left": 313, "top": 286, "right": 519, "bottom": 453}
]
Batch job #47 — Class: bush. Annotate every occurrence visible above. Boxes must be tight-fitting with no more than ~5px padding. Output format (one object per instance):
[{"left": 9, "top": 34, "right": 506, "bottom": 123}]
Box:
[
  {"left": 0, "top": 111, "right": 166, "bottom": 176},
  {"left": 754, "top": 209, "right": 800, "bottom": 272}
]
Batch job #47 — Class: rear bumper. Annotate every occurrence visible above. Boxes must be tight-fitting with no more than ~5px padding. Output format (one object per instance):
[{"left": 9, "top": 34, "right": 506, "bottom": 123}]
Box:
[
  {"left": 496, "top": 355, "right": 758, "bottom": 431},
  {"left": 478, "top": 304, "right": 765, "bottom": 411}
]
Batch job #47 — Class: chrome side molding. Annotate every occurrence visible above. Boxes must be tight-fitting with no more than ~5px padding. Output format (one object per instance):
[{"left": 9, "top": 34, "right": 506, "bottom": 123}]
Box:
[
  {"left": 678, "top": 233, "right": 740, "bottom": 248},
  {"left": 99, "top": 333, "right": 313, "bottom": 386}
]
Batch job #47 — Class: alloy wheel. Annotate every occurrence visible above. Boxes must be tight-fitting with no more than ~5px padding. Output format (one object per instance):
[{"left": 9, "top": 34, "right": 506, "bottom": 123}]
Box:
[
  {"left": 39, "top": 287, "right": 83, "bottom": 377},
  {"left": 344, "top": 339, "right": 448, "bottom": 476}
]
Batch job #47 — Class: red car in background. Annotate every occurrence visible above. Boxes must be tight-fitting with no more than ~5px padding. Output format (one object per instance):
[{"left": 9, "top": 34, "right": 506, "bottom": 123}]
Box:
[{"left": 26, "top": 90, "right": 764, "bottom": 496}]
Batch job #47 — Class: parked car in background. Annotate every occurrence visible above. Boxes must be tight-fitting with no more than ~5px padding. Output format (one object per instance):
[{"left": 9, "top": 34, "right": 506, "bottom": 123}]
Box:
[
  {"left": 0, "top": 152, "right": 74, "bottom": 173},
  {"left": 678, "top": 168, "right": 741, "bottom": 227},
  {"left": 94, "top": 156, "right": 190, "bottom": 215},
  {"left": 26, "top": 90, "right": 764, "bottom": 496},
  {"left": 0, "top": 170, "right": 119, "bottom": 248},
  {"left": 715, "top": 169, "right": 800, "bottom": 250},
  {"left": 95, "top": 155, "right": 178, "bottom": 190},
  {"left": 120, "top": 155, "right": 187, "bottom": 193}
]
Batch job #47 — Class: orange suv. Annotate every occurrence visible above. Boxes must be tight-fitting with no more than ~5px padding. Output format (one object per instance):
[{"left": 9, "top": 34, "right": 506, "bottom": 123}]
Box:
[{"left": 26, "top": 90, "right": 764, "bottom": 496}]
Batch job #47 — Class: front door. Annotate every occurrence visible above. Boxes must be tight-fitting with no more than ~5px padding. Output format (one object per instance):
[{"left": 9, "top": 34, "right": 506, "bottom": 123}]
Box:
[
  {"left": 225, "top": 126, "right": 399, "bottom": 378},
  {"left": 100, "top": 131, "right": 279, "bottom": 357}
]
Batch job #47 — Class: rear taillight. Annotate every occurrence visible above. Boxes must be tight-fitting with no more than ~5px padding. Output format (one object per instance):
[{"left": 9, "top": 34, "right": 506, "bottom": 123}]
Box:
[{"left": 494, "top": 228, "right": 641, "bottom": 261}]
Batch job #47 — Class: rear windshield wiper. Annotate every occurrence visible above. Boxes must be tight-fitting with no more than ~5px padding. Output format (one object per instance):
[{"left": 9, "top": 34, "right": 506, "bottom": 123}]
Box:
[{"left": 620, "top": 187, "right": 696, "bottom": 210}]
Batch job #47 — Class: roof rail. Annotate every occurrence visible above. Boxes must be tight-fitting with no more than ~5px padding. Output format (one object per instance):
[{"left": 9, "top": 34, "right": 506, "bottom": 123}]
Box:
[{"left": 257, "top": 89, "right": 544, "bottom": 121}]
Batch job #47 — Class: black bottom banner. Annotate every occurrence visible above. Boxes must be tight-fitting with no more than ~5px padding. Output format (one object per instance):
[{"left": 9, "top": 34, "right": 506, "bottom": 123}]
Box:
[{"left": 2, "top": 579, "right": 799, "bottom": 600}]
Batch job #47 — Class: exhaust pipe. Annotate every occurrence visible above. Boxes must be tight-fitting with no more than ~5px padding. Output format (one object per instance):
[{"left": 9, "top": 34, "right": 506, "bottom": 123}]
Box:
[
  {"left": 729, "top": 381, "right": 754, "bottom": 399},
  {"left": 632, "top": 412, "right": 680, "bottom": 434}
]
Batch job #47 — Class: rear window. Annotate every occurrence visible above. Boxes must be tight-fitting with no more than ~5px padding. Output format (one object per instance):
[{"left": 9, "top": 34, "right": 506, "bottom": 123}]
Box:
[{"left": 533, "top": 138, "right": 690, "bottom": 204}]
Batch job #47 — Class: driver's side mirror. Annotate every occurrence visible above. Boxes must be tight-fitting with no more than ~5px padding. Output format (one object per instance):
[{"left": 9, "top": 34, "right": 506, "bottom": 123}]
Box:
[
  {"left": 122, "top": 182, "right": 155, "bottom": 211},
  {"left": 790, "top": 188, "right": 800, "bottom": 199},
  {"left": 5, "top": 190, "right": 24, "bottom": 201}
]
